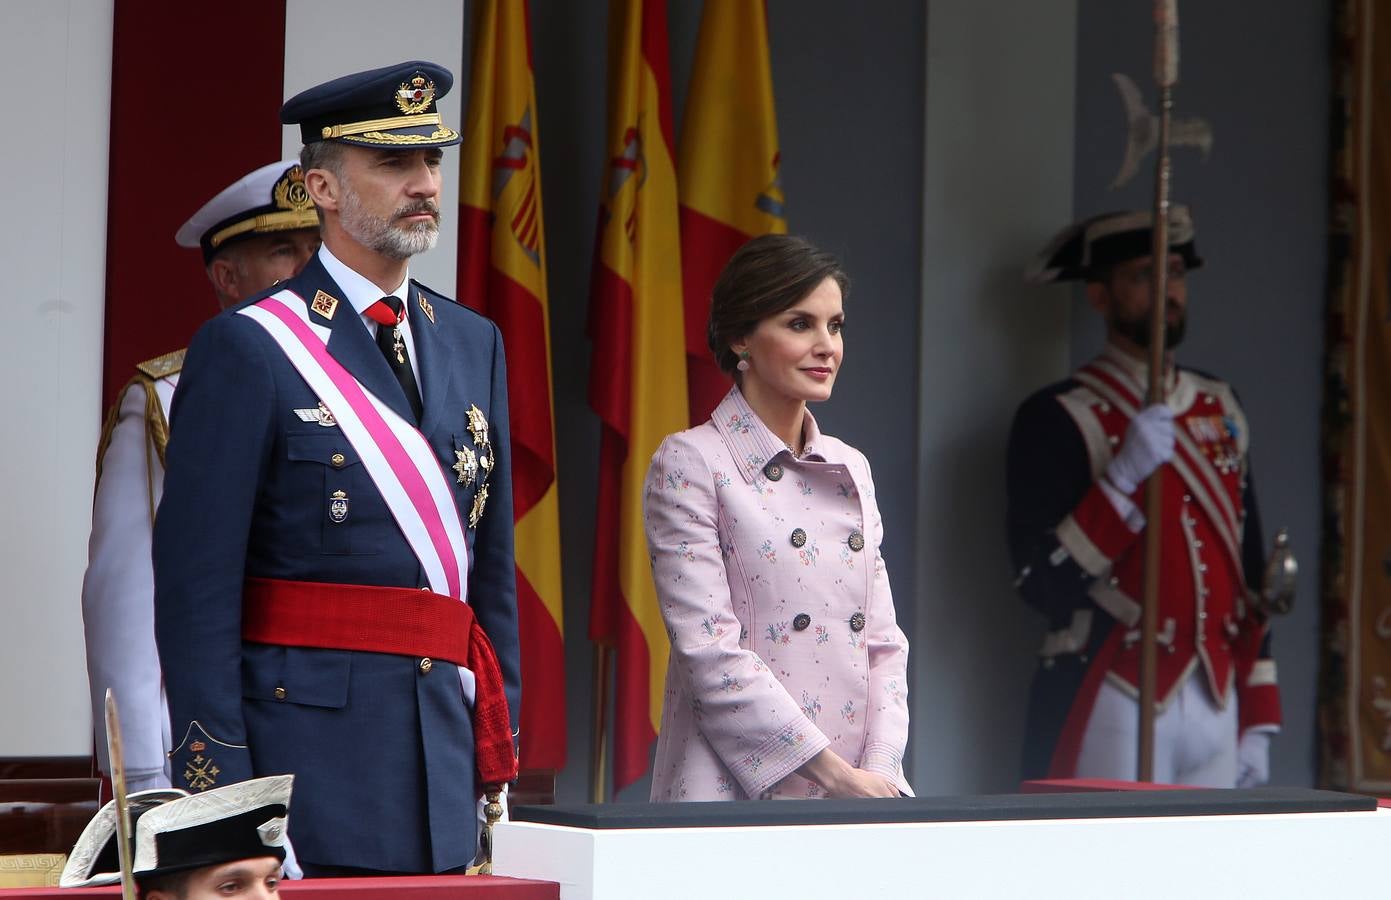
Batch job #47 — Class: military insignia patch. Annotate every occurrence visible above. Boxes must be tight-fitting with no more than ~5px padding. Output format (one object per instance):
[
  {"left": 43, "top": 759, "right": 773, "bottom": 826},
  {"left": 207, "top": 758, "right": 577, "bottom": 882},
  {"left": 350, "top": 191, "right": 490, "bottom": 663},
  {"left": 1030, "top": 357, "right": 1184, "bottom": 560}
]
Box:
[
  {"left": 453, "top": 443, "right": 478, "bottom": 486},
  {"left": 419, "top": 291, "right": 435, "bottom": 323},
  {"left": 184, "top": 752, "right": 219, "bottom": 791},
  {"left": 293, "top": 402, "right": 337, "bottom": 427},
  {"left": 329, "top": 489, "right": 349, "bottom": 523},
  {"left": 396, "top": 73, "right": 436, "bottom": 115},
  {"left": 310, "top": 290, "right": 339, "bottom": 320}
]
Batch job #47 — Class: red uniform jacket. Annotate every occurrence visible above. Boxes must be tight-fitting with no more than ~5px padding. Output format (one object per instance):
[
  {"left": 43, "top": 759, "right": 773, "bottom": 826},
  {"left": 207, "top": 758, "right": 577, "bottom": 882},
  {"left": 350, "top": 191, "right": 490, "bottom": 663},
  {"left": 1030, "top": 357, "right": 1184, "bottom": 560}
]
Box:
[{"left": 1007, "top": 346, "right": 1280, "bottom": 779}]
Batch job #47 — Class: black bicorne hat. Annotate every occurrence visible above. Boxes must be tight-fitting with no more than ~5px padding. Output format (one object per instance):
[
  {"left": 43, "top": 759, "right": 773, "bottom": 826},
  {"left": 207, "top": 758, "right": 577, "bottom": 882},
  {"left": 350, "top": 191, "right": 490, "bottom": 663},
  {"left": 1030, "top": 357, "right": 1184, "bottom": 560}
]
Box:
[{"left": 1025, "top": 206, "right": 1204, "bottom": 284}]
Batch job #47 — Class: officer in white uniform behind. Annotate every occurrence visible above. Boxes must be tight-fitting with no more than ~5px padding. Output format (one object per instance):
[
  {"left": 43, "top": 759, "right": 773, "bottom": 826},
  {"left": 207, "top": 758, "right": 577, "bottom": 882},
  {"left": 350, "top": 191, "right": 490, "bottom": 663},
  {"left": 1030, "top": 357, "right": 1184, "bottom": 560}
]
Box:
[{"left": 81, "top": 161, "right": 320, "bottom": 791}]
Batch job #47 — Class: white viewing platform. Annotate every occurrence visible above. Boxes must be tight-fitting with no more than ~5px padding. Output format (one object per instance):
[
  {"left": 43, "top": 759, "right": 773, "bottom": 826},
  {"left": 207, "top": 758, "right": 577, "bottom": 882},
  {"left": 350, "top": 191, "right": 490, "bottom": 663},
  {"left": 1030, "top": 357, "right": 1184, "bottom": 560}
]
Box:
[{"left": 492, "top": 788, "right": 1388, "bottom": 899}]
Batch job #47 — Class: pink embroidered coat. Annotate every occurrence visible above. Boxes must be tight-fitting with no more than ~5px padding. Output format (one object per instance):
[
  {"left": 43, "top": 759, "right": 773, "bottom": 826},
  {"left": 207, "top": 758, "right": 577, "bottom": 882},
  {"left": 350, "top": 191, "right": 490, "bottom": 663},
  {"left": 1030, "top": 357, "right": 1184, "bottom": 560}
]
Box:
[{"left": 644, "top": 388, "right": 911, "bottom": 801}]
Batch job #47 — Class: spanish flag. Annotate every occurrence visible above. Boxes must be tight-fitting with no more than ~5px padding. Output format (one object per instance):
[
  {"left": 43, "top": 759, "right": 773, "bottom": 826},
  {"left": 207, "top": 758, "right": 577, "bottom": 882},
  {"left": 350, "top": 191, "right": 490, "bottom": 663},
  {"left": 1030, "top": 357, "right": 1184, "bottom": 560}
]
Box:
[
  {"left": 457, "top": 0, "right": 566, "bottom": 771},
  {"left": 588, "top": 0, "right": 689, "bottom": 792},
  {"left": 678, "top": 0, "right": 787, "bottom": 425}
]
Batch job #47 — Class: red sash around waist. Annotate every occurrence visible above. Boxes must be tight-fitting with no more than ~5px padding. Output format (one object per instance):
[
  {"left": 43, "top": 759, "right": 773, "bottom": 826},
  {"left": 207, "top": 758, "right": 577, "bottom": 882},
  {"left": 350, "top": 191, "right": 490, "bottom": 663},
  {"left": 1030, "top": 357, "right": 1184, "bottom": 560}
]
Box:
[{"left": 242, "top": 577, "right": 518, "bottom": 787}]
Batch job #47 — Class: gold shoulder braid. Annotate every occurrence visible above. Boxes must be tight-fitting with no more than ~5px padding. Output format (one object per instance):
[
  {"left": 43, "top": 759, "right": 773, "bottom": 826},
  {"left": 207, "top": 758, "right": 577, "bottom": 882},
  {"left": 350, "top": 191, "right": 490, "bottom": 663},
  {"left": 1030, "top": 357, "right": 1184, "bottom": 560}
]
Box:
[{"left": 134, "top": 349, "right": 183, "bottom": 468}]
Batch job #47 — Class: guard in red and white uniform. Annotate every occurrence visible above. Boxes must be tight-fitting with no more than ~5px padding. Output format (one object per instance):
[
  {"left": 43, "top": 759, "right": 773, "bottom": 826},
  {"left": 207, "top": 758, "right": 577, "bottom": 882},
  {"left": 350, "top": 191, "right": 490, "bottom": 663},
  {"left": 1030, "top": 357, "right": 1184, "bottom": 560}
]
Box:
[
  {"left": 80, "top": 160, "right": 319, "bottom": 792},
  {"left": 1007, "top": 207, "right": 1280, "bottom": 787}
]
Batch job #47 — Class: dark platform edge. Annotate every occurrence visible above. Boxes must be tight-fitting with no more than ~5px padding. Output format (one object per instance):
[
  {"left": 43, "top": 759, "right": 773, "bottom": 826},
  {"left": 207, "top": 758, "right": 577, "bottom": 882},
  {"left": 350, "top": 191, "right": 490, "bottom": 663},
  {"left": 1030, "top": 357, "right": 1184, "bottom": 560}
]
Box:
[{"left": 511, "top": 787, "right": 1376, "bottom": 830}]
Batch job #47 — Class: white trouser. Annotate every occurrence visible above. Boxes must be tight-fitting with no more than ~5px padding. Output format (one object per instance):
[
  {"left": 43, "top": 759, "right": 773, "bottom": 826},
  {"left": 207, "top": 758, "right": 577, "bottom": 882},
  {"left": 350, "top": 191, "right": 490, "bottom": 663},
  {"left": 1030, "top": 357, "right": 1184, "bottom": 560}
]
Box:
[{"left": 1074, "top": 670, "right": 1237, "bottom": 787}]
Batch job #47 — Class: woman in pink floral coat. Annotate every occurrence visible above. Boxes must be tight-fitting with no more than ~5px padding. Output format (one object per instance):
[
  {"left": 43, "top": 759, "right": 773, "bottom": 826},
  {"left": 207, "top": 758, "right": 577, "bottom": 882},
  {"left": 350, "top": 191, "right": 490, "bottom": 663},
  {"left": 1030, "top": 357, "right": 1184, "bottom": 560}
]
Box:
[{"left": 644, "top": 235, "right": 911, "bottom": 801}]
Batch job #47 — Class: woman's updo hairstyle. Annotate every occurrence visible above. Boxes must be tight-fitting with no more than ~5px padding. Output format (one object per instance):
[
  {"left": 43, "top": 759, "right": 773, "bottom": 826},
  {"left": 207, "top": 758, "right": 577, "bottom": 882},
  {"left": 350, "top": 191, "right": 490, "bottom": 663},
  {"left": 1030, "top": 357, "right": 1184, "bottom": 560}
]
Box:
[{"left": 706, "top": 234, "right": 850, "bottom": 378}]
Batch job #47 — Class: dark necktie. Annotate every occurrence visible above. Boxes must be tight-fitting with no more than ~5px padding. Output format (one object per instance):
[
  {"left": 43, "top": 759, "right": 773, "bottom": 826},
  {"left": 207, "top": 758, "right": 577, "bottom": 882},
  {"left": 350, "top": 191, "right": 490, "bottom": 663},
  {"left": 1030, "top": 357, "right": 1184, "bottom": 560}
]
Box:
[{"left": 366, "top": 296, "right": 424, "bottom": 423}]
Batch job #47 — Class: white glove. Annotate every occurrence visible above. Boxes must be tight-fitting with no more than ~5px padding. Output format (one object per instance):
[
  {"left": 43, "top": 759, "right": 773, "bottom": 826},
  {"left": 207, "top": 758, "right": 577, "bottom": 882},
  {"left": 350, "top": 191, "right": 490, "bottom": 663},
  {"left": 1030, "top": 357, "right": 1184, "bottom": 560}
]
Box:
[
  {"left": 280, "top": 835, "right": 303, "bottom": 880},
  {"left": 1105, "top": 404, "right": 1175, "bottom": 495},
  {"left": 1236, "top": 730, "right": 1272, "bottom": 788}
]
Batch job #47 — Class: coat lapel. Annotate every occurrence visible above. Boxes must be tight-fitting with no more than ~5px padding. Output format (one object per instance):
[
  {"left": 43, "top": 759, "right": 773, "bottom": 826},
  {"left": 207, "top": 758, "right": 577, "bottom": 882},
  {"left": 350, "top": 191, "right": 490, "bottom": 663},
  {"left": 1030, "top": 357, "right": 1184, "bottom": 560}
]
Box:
[
  {"left": 408, "top": 283, "right": 455, "bottom": 437},
  {"left": 297, "top": 255, "right": 416, "bottom": 425}
]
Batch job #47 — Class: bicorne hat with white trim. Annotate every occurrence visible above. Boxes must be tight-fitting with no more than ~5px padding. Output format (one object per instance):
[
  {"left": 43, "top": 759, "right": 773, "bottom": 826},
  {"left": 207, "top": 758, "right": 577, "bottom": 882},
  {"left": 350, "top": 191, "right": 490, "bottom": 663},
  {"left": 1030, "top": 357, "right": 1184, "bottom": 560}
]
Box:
[
  {"left": 58, "top": 775, "right": 293, "bottom": 888},
  {"left": 1025, "top": 205, "right": 1204, "bottom": 284},
  {"left": 59, "top": 788, "right": 187, "bottom": 888},
  {"left": 132, "top": 774, "right": 293, "bottom": 880}
]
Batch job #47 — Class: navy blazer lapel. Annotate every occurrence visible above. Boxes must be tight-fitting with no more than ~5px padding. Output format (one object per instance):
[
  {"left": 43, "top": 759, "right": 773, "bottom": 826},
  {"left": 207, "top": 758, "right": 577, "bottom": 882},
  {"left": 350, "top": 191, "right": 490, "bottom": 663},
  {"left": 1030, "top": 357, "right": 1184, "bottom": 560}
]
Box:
[
  {"left": 408, "top": 284, "right": 455, "bottom": 437},
  {"left": 297, "top": 255, "right": 416, "bottom": 424}
]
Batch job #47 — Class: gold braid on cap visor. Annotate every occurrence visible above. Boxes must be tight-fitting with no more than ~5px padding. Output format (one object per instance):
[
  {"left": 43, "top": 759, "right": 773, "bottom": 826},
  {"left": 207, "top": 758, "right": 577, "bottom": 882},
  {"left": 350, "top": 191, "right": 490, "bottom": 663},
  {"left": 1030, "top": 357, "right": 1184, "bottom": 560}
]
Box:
[
  {"left": 319, "top": 112, "right": 458, "bottom": 145},
  {"left": 208, "top": 209, "right": 321, "bottom": 250}
]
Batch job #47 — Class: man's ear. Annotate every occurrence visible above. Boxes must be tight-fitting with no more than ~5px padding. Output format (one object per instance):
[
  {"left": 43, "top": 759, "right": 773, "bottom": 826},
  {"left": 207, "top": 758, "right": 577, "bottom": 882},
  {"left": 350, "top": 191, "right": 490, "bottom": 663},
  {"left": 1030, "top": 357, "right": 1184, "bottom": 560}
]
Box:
[
  {"left": 304, "top": 167, "right": 340, "bottom": 214},
  {"left": 208, "top": 256, "right": 239, "bottom": 299}
]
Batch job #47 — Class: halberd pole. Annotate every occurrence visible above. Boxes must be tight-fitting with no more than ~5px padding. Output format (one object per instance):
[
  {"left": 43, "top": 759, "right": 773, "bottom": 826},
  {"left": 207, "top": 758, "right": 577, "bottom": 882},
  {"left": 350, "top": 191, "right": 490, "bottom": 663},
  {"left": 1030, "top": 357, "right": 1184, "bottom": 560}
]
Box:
[{"left": 1138, "top": 0, "right": 1180, "bottom": 783}]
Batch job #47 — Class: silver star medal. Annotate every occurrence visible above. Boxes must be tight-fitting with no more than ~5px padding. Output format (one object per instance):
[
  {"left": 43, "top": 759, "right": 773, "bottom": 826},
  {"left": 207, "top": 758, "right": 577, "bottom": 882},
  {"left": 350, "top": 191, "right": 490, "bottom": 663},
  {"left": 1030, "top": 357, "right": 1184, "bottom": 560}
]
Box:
[{"left": 453, "top": 443, "right": 478, "bottom": 486}]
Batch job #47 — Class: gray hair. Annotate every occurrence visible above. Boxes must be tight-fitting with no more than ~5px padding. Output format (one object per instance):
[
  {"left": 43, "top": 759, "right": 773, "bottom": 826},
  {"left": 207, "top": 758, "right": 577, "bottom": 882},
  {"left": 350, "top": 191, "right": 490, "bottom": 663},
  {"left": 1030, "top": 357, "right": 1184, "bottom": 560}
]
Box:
[{"left": 299, "top": 142, "right": 347, "bottom": 226}]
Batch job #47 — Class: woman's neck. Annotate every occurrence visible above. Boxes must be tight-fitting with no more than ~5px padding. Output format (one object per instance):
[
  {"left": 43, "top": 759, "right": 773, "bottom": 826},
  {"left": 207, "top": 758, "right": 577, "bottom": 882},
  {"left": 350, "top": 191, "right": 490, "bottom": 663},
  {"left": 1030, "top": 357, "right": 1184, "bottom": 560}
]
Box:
[{"left": 739, "top": 380, "right": 807, "bottom": 455}]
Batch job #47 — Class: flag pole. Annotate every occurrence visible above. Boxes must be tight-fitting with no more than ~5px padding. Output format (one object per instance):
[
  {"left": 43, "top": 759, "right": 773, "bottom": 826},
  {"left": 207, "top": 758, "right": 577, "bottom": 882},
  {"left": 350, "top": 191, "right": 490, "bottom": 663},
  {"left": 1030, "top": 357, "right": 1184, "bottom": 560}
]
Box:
[
  {"left": 1138, "top": 0, "right": 1179, "bottom": 783},
  {"left": 589, "top": 644, "right": 611, "bottom": 803}
]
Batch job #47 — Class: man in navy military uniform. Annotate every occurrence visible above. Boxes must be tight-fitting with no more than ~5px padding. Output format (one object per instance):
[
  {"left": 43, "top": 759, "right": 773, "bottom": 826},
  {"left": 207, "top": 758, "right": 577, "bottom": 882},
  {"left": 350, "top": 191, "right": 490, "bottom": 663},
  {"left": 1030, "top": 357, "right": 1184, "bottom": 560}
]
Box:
[
  {"left": 153, "top": 61, "right": 520, "bottom": 876},
  {"left": 1007, "top": 208, "right": 1279, "bottom": 787}
]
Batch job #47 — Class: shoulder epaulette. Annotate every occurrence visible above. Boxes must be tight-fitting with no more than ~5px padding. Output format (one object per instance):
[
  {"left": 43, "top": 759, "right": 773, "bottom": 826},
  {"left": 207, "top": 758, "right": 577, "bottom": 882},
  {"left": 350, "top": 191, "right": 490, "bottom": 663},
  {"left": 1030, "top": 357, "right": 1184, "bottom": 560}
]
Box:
[{"left": 136, "top": 348, "right": 187, "bottom": 380}]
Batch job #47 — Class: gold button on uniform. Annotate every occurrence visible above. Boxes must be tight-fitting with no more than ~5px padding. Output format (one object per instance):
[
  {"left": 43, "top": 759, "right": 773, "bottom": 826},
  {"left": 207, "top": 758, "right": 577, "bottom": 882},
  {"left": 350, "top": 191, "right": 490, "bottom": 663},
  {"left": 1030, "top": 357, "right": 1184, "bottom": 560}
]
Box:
[
  {"left": 273, "top": 686, "right": 287, "bottom": 701},
  {"left": 790, "top": 528, "right": 807, "bottom": 548},
  {"left": 419, "top": 657, "right": 433, "bottom": 674},
  {"left": 847, "top": 530, "right": 865, "bottom": 552},
  {"left": 763, "top": 461, "right": 784, "bottom": 481},
  {"left": 331, "top": 452, "right": 346, "bottom": 468}
]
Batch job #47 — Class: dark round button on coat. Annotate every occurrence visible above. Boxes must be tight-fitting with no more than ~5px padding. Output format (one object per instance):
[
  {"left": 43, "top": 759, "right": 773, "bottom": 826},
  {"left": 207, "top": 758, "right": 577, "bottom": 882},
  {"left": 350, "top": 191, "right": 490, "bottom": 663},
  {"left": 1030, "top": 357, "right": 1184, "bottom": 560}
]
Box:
[
  {"left": 847, "top": 530, "right": 865, "bottom": 552},
  {"left": 792, "top": 613, "right": 811, "bottom": 631},
  {"left": 790, "top": 528, "right": 807, "bottom": 548},
  {"left": 849, "top": 611, "right": 867, "bottom": 633},
  {"left": 763, "top": 461, "right": 784, "bottom": 481}
]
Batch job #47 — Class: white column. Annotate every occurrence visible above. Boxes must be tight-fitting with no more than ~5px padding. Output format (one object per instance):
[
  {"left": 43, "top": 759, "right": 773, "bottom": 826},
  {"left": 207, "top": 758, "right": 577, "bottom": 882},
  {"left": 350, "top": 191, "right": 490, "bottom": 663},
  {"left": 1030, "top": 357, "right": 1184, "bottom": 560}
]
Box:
[
  {"left": 282, "top": 0, "right": 466, "bottom": 296},
  {"left": 913, "top": 0, "right": 1078, "bottom": 793},
  {"left": 0, "top": 0, "right": 115, "bottom": 755}
]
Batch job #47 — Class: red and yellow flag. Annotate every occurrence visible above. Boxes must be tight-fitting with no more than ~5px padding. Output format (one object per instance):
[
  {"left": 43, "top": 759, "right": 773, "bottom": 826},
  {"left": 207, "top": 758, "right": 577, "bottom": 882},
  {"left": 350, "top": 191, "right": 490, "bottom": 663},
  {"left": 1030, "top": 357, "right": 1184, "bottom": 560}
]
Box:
[
  {"left": 678, "top": 0, "right": 786, "bottom": 424},
  {"left": 457, "top": 0, "right": 565, "bottom": 771},
  {"left": 588, "top": 0, "right": 689, "bottom": 792}
]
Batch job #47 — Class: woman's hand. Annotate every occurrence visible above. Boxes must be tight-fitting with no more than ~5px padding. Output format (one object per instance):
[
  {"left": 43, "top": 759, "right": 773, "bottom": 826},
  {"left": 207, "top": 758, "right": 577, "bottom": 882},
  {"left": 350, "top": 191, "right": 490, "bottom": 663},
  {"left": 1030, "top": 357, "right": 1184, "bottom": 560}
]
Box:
[{"left": 798, "top": 747, "right": 900, "bottom": 798}]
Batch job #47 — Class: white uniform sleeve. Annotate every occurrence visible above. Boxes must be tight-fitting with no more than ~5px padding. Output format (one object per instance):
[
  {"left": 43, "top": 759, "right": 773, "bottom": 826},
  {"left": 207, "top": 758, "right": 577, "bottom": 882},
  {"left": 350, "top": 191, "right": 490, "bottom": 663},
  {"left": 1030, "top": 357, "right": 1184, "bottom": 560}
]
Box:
[{"left": 81, "top": 381, "right": 171, "bottom": 787}]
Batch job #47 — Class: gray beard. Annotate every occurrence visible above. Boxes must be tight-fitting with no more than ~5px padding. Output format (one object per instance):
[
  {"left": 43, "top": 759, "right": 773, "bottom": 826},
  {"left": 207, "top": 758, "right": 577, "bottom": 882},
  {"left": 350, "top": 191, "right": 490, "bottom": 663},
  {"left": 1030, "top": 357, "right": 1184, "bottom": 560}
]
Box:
[{"left": 340, "top": 185, "right": 440, "bottom": 260}]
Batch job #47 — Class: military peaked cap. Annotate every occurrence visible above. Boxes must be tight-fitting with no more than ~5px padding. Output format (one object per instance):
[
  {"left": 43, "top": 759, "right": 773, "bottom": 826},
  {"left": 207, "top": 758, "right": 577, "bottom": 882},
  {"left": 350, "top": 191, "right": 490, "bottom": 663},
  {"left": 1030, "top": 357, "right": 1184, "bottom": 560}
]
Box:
[{"left": 281, "top": 60, "right": 461, "bottom": 149}]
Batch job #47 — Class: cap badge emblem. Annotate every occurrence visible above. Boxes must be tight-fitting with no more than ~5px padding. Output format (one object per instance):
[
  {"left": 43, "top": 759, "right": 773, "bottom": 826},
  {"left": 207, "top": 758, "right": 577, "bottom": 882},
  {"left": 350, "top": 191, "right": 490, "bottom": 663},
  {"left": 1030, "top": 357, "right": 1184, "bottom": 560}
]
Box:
[
  {"left": 396, "top": 74, "right": 436, "bottom": 115},
  {"left": 329, "top": 489, "right": 349, "bottom": 524},
  {"left": 273, "top": 165, "right": 313, "bottom": 212}
]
